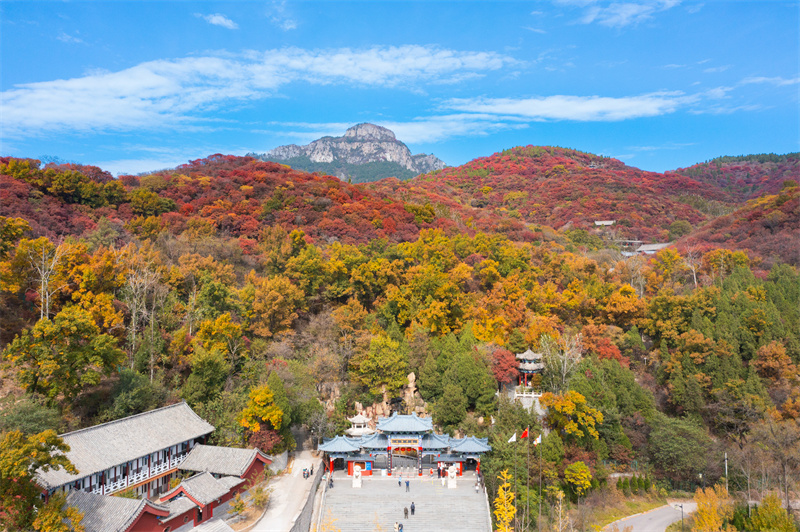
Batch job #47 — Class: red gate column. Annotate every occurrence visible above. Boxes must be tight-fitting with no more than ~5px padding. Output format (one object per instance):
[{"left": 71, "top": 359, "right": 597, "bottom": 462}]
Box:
[
  {"left": 387, "top": 443, "right": 392, "bottom": 476},
  {"left": 418, "top": 443, "right": 423, "bottom": 476}
]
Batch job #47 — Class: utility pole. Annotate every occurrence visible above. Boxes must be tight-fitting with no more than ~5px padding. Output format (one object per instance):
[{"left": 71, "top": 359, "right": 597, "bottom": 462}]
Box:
[
  {"left": 676, "top": 503, "right": 684, "bottom": 532},
  {"left": 724, "top": 452, "right": 729, "bottom": 493}
]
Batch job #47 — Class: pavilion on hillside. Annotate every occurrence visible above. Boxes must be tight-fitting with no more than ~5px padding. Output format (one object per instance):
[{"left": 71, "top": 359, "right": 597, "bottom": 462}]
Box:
[
  {"left": 318, "top": 412, "right": 490, "bottom": 477},
  {"left": 516, "top": 348, "right": 544, "bottom": 388}
]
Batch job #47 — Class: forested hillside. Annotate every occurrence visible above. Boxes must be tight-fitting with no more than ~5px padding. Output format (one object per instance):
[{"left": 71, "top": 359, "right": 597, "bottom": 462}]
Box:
[
  {"left": 1, "top": 152, "right": 798, "bottom": 531},
  {"left": 670, "top": 153, "right": 800, "bottom": 201}
]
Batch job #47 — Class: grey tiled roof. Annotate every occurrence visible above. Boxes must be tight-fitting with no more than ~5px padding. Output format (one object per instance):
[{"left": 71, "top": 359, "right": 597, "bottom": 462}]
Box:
[
  {"left": 162, "top": 496, "right": 197, "bottom": 519},
  {"left": 450, "top": 436, "right": 492, "bottom": 454},
  {"left": 376, "top": 413, "right": 433, "bottom": 433},
  {"left": 519, "top": 361, "right": 545, "bottom": 372},
  {"left": 421, "top": 433, "right": 451, "bottom": 450},
  {"left": 358, "top": 433, "right": 389, "bottom": 450},
  {"left": 65, "top": 490, "right": 168, "bottom": 532},
  {"left": 319, "top": 436, "right": 362, "bottom": 453},
  {"left": 178, "top": 445, "right": 270, "bottom": 478},
  {"left": 162, "top": 472, "right": 242, "bottom": 506},
  {"left": 38, "top": 402, "right": 214, "bottom": 489},
  {"left": 192, "top": 518, "right": 235, "bottom": 532},
  {"left": 636, "top": 242, "right": 672, "bottom": 253},
  {"left": 515, "top": 349, "right": 542, "bottom": 361}
]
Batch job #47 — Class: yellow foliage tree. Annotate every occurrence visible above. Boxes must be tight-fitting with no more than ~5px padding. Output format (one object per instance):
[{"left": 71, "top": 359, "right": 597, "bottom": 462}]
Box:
[
  {"left": 692, "top": 484, "right": 735, "bottom": 532},
  {"left": 239, "top": 384, "right": 284, "bottom": 433},
  {"left": 540, "top": 390, "right": 603, "bottom": 441},
  {"left": 493, "top": 469, "right": 515, "bottom": 532}
]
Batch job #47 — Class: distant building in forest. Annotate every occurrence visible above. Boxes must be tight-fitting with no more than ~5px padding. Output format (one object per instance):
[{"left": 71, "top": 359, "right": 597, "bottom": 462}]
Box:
[
  {"left": 635, "top": 242, "right": 672, "bottom": 255},
  {"left": 594, "top": 220, "right": 616, "bottom": 226}
]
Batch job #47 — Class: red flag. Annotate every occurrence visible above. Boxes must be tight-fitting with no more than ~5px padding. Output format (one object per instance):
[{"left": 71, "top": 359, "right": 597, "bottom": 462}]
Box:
[{"left": 521, "top": 427, "right": 529, "bottom": 439}]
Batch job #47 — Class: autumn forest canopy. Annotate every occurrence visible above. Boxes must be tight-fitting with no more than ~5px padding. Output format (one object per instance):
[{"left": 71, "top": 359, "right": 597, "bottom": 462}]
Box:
[{"left": 0, "top": 148, "right": 798, "bottom": 531}]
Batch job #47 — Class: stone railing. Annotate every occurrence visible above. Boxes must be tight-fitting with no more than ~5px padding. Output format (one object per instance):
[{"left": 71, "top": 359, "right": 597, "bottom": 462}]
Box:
[
  {"left": 129, "top": 470, "right": 150, "bottom": 484},
  {"left": 514, "top": 386, "right": 542, "bottom": 397},
  {"left": 151, "top": 462, "right": 170, "bottom": 475},
  {"left": 106, "top": 478, "right": 128, "bottom": 493}
]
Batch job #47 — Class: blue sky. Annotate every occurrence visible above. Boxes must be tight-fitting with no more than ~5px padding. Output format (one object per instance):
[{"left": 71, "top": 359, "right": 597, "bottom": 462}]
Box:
[{"left": 1, "top": 1, "right": 798, "bottom": 175}]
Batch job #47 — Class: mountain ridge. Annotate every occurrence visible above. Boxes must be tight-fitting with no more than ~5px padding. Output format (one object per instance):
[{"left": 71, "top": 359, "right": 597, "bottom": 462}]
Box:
[{"left": 251, "top": 123, "right": 446, "bottom": 183}]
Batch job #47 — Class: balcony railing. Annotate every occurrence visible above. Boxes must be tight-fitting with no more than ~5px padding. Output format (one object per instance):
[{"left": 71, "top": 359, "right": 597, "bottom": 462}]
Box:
[
  {"left": 170, "top": 453, "right": 187, "bottom": 468},
  {"left": 151, "top": 462, "right": 169, "bottom": 475},
  {"left": 514, "top": 386, "right": 542, "bottom": 397},
  {"left": 106, "top": 478, "right": 128, "bottom": 493},
  {"left": 129, "top": 470, "right": 149, "bottom": 484}
]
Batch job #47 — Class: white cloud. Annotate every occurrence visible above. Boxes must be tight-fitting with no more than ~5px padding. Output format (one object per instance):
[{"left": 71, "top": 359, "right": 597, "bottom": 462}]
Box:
[
  {"left": 703, "top": 65, "right": 730, "bottom": 73},
  {"left": 442, "top": 92, "right": 691, "bottom": 121},
  {"left": 267, "top": 1, "right": 298, "bottom": 31},
  {"left": 198, "top": 13, "right": 238, "bottom": 30},
  {"left": 740, "top": 76, "right": 800, "bottom": 86},
  {"left": 57, "top": 32, "right": 84, "bottom": 44},
  {"left": 263, "top": 115, "right": 527, "bottom": 146},
  {"left": 1, "top": 46, "right": 513, "bottom": 137},
  {"left": 556, "top": 0, "right": 682, "bottom": 27}
]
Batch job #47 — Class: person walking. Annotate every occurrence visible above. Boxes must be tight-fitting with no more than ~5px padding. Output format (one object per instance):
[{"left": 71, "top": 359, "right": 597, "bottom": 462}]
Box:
[
  {"left": 394, "top": 522, "right": 399, "bottom": 532},
  {"left": 404, "top": 507, "right": 409, "bottom": 519},
  {"left": 405, "top": 480, "right": 409, "bottom": 492},
  {"left": 398, "top": 473, "right": 402, "bottom": 487},
  {"left": 410, "top": 502, "right": 415, "bottom": 516},
  {"left": 399, "top": 523, "right": 404, "bottom": 532}
]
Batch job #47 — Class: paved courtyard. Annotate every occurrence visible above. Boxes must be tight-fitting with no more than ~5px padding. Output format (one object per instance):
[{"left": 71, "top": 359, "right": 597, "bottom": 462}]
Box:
[{"left": 318, "top": 468, "right": 493, "bottom": 532}]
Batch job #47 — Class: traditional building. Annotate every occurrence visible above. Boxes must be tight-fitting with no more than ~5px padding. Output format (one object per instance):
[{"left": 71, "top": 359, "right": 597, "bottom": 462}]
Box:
[
  {"left": 318, "top": 413, "right": 491, "bottom": 477},
  {"left": 37, "top": 402, "right": 214, "bottom": 499},
  {"left": 635, "top": 242, "right": 672, "bottom": 255},
  {"left": 516, "top": 348, "right": 544, "bottom": 388},
  {"left": 158, "top": 472, "right": 245, "bottom": 530},
  {"left": 64, "top": 489, "right": 236, "bottom": 532},
  {"left": 344, "top": 413, "right": 375, "bottom": 437},
  {"left": 178, "top": 444, "right": 272, "bottom": 486},
  {"left": 65, "top": 490, "right": 171, "bottom": 532}
]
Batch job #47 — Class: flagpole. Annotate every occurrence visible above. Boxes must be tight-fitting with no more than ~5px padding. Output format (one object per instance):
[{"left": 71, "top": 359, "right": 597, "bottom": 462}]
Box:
[
  {"left": 514, "top": 440, "right": 518, "bottom": 532},
  {"left": 526, "top": 426, "right": 530, "bottom": 532},
  {"left": 538, "top": 435, "right": 542, "bottom": 530}
]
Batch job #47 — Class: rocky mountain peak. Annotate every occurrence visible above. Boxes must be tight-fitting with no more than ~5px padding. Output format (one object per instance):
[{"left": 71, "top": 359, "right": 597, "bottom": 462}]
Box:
[
  {"left": 344, "top": 123, "right": 397, "bottom": 142},
  {"left": 256, "top": 123, "right": 446, "bottom": 182}
]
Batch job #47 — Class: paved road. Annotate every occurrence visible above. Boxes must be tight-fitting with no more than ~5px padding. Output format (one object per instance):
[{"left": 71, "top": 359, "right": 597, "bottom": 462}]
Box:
[
  {"left": 251, "top": 449, "right": 320, "bottom": 532},
  {"left": 606, "top": 502, "right": 696, "bottom": 532}
]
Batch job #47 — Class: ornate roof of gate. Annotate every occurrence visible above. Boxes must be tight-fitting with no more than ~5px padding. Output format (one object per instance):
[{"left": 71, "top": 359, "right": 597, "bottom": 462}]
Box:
[{"left": 376, "top": 413, "right": 433, "bottom": 434}]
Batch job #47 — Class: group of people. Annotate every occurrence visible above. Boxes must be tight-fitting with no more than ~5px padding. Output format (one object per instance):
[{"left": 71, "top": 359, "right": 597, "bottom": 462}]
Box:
[
  {"left": 394, "top": 502, "right": 415, "bottom": 532},
  {"left": 397, "top": 473, "right": 411, "bottom": 491}
]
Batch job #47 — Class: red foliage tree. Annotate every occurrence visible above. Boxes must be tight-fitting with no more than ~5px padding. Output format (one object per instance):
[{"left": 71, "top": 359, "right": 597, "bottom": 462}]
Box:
[{"left": 491, "top": 348, "right": 519, "bottom": 385}]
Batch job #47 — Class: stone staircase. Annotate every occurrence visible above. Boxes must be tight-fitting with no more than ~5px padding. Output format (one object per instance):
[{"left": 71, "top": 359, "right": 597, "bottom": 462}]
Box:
[{"left": 319, "top": 469, "right": 492, "bottom": 532}]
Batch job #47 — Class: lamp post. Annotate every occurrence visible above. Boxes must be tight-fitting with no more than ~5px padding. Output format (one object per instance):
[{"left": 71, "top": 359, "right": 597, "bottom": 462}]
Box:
[{"left": 676, "top": 503, "right": 684, "bottom": 532}]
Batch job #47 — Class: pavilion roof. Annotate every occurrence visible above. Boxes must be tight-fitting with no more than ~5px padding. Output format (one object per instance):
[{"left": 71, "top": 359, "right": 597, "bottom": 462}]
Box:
[
  {"left": 450, "top": 436, "right": 492, "bottom": 454},
  {"left": 515, "top": 349, "right": 542, "bottom": 361},
  {"left": 347, "top": 413, "right": 371, "bottom": 424},
  {"left": 519, "top": 361, "right": 545, "bottom": 372},
  {"left": 318, "top": 435, "right": 362, "bottom": 453},
  {"left": 376, "top": 413, "right": 433, "bottom": 433}
]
